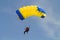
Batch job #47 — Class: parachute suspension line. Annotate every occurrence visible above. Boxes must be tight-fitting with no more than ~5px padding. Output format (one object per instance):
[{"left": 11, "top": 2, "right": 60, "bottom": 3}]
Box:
[{"left": 26, "top": 18, "right": 31, "bottom": 28}]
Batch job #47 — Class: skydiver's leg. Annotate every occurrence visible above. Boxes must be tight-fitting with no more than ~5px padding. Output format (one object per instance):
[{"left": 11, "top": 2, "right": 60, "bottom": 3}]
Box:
[
  {"left": 26, "top": 29, "right": 29, "bottom": 34},
  {"left": 24, "top": 31, "right": 26, "bottom": 34}
]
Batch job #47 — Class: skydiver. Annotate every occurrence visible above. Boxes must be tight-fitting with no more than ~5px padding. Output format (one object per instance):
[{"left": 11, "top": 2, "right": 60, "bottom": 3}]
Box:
[{"left": 24, "top": 27, "right": 29, "bottom": 34}]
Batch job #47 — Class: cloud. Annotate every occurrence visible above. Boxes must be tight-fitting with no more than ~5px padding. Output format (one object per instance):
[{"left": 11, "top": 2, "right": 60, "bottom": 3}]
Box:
[{"left": 36, "top": 0, "right": 60, "bottom": 40}]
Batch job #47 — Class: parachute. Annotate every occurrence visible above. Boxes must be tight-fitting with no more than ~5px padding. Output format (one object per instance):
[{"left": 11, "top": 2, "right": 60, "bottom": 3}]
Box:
[{"left": 16, "top": 5, "right": 46, "bottom": 20}]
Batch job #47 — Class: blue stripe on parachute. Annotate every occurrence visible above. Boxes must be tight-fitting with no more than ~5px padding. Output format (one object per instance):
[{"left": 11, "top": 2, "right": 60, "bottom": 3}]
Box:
[
  {"left": 37, "top": 7, "right": 46, "bottom": 13},
  {"left": 16, "top": 10, "right": 24, "bottom": 20}
]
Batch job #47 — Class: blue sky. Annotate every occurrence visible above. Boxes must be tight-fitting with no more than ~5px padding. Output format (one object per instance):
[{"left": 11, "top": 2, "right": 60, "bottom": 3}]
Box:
[{"left": 0, "top": 0, "right": 60, "bottom": 40}]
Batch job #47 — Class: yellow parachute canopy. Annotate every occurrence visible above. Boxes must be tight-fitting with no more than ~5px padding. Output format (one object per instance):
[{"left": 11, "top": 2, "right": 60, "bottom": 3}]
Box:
[{"left": 16, "top": 5, "right": 46, "bottom": 20}]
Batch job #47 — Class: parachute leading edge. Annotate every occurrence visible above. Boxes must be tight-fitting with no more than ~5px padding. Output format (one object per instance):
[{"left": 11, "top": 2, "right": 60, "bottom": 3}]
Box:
[{"left": 16, "top": 5, "right": 46, "bottom": 20}]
